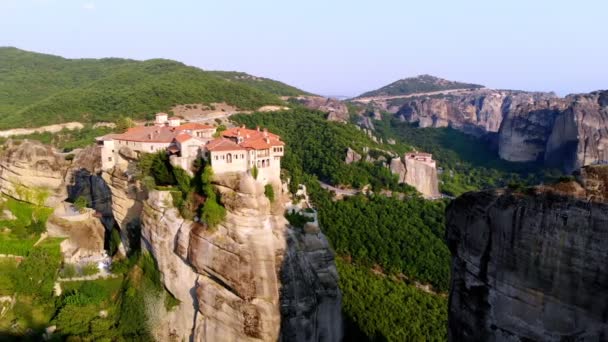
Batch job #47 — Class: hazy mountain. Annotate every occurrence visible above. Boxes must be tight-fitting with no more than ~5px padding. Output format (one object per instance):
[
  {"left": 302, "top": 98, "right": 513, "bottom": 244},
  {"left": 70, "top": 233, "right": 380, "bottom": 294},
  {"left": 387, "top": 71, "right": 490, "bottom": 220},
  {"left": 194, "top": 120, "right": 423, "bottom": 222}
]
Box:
[{"left": 356, "top": 74, "right": 484, "bottom": 98}]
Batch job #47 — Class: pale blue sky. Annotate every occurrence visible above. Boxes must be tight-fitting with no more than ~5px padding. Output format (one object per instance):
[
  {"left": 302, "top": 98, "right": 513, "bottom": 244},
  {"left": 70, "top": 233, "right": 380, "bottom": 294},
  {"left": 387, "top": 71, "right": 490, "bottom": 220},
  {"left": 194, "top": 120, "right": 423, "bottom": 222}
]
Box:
[{"left": 1, "top": 0, "right": 606, "bottom": 96}]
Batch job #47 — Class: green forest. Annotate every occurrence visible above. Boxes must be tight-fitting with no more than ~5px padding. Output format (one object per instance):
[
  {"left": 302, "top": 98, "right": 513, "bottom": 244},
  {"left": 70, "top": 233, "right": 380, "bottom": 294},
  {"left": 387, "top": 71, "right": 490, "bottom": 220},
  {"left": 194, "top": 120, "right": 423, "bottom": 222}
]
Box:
[{"left": 0, "top": 47, "right": 309, "bottom": 128}]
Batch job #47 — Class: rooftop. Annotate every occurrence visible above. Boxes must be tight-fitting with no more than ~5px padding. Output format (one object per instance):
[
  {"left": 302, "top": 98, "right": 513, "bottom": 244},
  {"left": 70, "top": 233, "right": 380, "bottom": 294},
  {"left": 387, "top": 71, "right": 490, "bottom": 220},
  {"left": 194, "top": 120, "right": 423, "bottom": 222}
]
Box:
[
  {"left": 101, "top": 122, "right": 216, "bottom": 143},
  {"left": 206, "top": 138, "right": 246, "bottom": 152}
]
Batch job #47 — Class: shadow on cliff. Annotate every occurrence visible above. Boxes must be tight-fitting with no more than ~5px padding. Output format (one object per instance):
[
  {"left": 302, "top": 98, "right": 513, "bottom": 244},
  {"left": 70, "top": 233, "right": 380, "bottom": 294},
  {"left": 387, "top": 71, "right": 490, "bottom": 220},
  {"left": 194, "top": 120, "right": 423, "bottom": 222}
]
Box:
[
  {"left": 382, "top": 120, "right": 545, "bottom": 174},
  {"left": 276, "top": 225, "right": 364, "bottom": 342}
]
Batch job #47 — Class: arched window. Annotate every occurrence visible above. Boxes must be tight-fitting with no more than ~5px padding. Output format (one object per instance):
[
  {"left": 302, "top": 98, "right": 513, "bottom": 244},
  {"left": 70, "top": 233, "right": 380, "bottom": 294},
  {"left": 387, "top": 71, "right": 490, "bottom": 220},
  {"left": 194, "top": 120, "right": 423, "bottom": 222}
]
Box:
[
  {"left": 262, "top": 160, "right": 266, "bottom": 168},
  {"left": 227, "top": 153, "right": 232, "bottom": 163}
]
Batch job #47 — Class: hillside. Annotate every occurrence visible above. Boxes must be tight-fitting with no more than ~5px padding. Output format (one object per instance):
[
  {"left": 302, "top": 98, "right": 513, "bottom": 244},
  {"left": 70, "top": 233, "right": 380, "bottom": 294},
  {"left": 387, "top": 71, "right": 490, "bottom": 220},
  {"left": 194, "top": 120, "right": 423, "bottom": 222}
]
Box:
[
  {"left": 356, "top": 74, "right": 484, "bottom": 98},
  {"left": 0, "top": 48, "right": 307, "bottom": 128},
  {"left": 208, "top": 71, "right": 311, "bottom": 96}
]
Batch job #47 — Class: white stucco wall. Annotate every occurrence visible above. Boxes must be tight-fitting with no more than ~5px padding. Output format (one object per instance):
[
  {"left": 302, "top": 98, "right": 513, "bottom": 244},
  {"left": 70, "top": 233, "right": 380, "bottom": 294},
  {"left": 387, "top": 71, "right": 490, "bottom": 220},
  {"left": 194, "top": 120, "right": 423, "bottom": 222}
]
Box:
[{"left": 210, "top": 150, "right": 249, "bottom": 174}]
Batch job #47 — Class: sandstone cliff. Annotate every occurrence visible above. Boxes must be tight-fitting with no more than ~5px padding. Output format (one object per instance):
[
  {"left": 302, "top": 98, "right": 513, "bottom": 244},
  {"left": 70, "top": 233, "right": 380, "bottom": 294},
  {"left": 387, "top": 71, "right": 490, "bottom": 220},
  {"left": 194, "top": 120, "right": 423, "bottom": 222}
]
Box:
[
  {"left": 390, "top": 154, "right": 440, "bottom": 198},
  {"left": 138, "top": 172, "right": 342, "bottom": 341},
  {"left": 446, "top": 165, "right": 608, "bottom": 341},
  {"left": 393, "top": 89, "right": 608, "bottom": 172},
  {"left": 294, "top": 96, "right": 349, "bottom": 122},
  {"left": 0, "top": 139, "right": 68, "bottom": 206}
]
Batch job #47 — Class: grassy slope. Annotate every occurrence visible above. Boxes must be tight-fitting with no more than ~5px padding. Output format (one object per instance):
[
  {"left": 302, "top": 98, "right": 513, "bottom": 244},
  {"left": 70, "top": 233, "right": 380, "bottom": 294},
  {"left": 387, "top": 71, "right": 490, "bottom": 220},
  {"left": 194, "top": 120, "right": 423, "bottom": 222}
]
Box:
[
  {"left": 357, "top": 74, "right": 483, "bottom": 98},
  {"left": 0, "top": 48, "right": 306, "bottom": 128}
]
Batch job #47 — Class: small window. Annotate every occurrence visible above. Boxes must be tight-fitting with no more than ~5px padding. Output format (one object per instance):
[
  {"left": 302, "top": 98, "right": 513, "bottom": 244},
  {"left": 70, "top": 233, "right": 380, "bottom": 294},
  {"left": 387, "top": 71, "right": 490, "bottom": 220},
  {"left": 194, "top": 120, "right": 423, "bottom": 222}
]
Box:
[
  {"left": 150, "top": 146, "right": 154, "bottom": 151},
  {"left": 108, "top": 157, "right": 112, "bottom": 162}
]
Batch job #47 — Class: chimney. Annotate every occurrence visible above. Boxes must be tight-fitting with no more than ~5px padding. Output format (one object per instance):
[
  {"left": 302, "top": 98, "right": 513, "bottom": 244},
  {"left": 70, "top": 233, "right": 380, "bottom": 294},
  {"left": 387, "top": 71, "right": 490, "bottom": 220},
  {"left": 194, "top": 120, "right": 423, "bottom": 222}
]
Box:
[
  {"left": 241, "top": 124, "right": 246, "bottom": 129},
  {"left": 256, "top": 126, "right": 260, "bottom": 132},
  {"left": 263, "top": 128, "right": 268, "bottom": 137}
]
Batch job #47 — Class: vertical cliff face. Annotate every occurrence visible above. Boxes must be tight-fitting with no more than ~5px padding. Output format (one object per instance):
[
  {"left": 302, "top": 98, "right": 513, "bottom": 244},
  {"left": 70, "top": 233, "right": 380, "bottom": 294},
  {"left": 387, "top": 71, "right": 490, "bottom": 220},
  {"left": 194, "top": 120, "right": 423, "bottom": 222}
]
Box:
[
  {"left": 0, "top": 139, "right": 68, "bottom": 206},
  {"left": 396, "top": 90, "right": 555, "bottom": 135},
  {"left": 395, "top": 89, "right": 608, "bottom": 172},
  {"left": 138, "top": 172, "right": 342, "bottom": 341},
  {"left": 446, "top": 166, "right": 608, "bottom": 341},
  {"left": 497, "top": 102, "right": 566, "bottom": 162},
  {"left": 390, "top": 154, "right": 440, "bottom": 198},
  {"left": 546, "top": 91, "right": 608, "bottom": 173}
]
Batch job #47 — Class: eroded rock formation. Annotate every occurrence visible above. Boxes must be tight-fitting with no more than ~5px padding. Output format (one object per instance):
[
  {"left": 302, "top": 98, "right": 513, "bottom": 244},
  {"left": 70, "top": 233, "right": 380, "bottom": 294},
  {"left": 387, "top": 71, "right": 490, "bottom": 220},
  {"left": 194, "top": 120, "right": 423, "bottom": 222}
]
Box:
[
  {"left": 138, "top": 172, "right": 342, "bottom": 341},
  {"left": 392, "top": 89, "right": 608, "bottom": 172},
  {"left": 446, "top": 165, "right": 608, "bottom": 341},
  {"left": 0, "top": 139, "right": 68, "bottom": 206},
  {"left": 390, "top": 153, "right": 439, "bottom": 198},
  {"left": 294, "top": 96, "right": 349, "bottom": 122}
]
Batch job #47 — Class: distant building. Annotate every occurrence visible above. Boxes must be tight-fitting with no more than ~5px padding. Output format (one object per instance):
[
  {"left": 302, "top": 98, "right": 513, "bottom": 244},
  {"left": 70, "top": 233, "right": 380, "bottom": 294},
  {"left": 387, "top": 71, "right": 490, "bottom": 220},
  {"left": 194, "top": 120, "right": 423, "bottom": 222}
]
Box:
[
  {"left": 97, "top": 113, "right": 284, "bottom": 184},
  {"left": 405, "top": 152, "right": 436, "bottom": 167}
]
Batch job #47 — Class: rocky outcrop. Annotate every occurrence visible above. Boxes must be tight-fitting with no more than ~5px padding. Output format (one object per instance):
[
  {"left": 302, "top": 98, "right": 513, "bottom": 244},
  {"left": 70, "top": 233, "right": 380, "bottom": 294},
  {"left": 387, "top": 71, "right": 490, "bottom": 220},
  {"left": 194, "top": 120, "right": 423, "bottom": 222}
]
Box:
[
  {"left": 345, "top": 147, "right": 362, "bottom": 164},
  {"left": 545, "top": 91, "right": 608, "bottom": 173},
  {"left": 139, "top": 172, "right": 342, "bottom": 341},
  {"left": 295, "top": 96, "right": 349, "bottom": 122},
  {"left": 497, "top": 101, "right": 566, "bottom": 162},
  {"left": 396, "top": 89, "right": 556, "bottom": 135},
  {"left": 0, "top": 139, "right": 68, "bottom": 206},
  {"left": 279, "top": 223, "right": 342, "bottom": 342},
  {"left": 394, "top": 89, "right": 608, "bottom": 172},
  {"left": 446, "top": 165, "right": 608, "bottom": 341},
  {"left": 390, "top": 153, "right": 439, "bottom": 198},
  {"left": 140, "top": 191, "right": 202, "bottom": 341},
  {"left": 101, "top": 163, "right": 145, "bottom": 250}
]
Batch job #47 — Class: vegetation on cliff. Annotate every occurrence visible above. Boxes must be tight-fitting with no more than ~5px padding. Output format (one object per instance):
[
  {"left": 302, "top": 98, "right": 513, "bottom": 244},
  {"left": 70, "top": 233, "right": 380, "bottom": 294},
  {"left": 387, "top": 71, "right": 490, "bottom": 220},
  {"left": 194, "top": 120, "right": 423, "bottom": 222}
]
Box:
[{"left": 137, "top": 152, "right": 225, "bottom": 227}]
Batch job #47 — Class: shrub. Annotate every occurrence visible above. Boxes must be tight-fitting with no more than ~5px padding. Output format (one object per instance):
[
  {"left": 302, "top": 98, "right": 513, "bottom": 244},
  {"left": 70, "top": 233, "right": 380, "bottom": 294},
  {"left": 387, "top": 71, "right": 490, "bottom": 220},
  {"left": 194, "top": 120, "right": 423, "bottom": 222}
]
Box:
[
  {"left": 201, "top": 197, "right": 225, "bottom": 228},
  {"left": 164, "top": 292, "right": 180, "bottom": 311},
  {"left": 11, "top": 247, "right": 61, "bottom": 298},
  {"left": 264, "top": 184, "right": 275, "bottom": 202},
  {"left": 252, "top": 165, "right": 259, "bottom": 180},
  {"left": 61, "top": 263, "right": 78, "bottom": 278},
  {"left": 82, "top": 262, "right": 99, "bottom": 276},
  {"left": 285, "top": 211, "right": 313, "bottom": 228},
  {"left": 73, "top": 196, "right": 89, "bottom": 213}
]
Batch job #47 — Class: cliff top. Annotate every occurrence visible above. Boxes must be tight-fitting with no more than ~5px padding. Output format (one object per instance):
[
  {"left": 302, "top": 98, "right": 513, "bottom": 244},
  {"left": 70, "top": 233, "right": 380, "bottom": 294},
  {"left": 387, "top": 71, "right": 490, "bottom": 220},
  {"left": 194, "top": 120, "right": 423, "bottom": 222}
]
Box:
[{"left": 504, "top": 165, "right": 608, "bottom": 203}]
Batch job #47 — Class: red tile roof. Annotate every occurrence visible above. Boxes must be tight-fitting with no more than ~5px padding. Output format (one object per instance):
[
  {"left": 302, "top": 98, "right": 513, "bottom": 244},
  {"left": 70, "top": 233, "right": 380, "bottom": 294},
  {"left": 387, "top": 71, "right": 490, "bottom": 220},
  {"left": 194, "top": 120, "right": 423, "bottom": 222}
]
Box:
[
  {"left": 220, "top": 127, "right": 284, "bottom": 150},
  {"left": 176, "top": 123, "right": 215, "bottom": 131},
  {"left": 222, "top": 127, "right": 280, "bottom": 140},
  {"left": 206, "top": 138, "right": 246, "bottom": 152},
  {"left": 174, "top": 133, "right": 192, "bottom": 143},
  {"left": 102, "top": 126, "right": 178, "bottom": 143}
]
